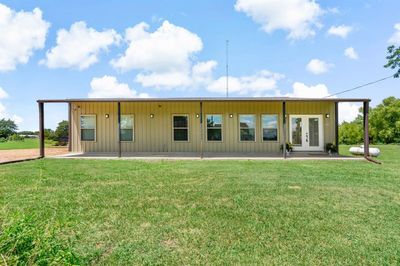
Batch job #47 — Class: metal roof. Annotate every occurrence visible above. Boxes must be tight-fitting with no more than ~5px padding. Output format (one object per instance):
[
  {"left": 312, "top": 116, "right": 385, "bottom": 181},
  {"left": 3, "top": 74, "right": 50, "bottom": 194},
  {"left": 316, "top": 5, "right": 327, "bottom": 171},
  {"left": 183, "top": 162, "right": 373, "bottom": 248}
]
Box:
[{"left": 37, "top": 97, "right": 370, "bottom": 103}]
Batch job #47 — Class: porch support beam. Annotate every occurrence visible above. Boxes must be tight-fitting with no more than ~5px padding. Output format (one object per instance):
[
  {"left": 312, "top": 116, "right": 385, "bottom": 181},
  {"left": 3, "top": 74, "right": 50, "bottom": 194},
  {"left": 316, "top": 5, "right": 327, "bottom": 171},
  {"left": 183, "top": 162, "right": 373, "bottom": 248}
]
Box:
[
  {"left": 282, "top": 101, "right": 286, "bottom": 159},
  {"left": 68, "top": 102, "right": 72, "bottom": 152},
  {"left": 117, "top": 102, "right": 121, "bottom": 158},
  {"left": 38, "top": 102, "right": 45, "bottom": 158},
  {"left": 363, "top": 101, "right": 370, "bottom": 158},
  {"left": 334, "top": 102, "right": 339, "bottom": 154},
  {"left": 200, "top": 101, "right": 203, "bottom": 159}
]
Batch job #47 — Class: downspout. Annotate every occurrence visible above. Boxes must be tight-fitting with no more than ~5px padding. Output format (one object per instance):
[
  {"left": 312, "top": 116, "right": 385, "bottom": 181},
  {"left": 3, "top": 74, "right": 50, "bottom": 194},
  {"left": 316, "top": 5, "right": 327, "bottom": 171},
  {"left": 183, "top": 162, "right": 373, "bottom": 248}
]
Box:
[
  {"left": 200, "top": 101, "right": 203, "bottom": 159},
  {"left": 117, "top": 102, "right": 121, "bottom": 158}
]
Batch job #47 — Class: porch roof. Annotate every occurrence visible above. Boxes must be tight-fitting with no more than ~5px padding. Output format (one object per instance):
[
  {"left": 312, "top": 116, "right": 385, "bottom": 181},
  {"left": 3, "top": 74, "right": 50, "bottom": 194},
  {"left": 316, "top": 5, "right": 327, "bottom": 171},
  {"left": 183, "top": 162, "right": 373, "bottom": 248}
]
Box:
[{"left": 37, "top": 97, "right": 370, "bottom": 103}]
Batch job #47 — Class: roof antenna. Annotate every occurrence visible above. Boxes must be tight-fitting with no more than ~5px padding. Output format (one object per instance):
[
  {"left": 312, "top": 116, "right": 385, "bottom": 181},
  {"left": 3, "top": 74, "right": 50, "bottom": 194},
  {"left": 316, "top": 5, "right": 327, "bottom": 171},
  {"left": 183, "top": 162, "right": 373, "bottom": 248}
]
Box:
[{"left": 226, "top": 40, "right": 229, "bottom": 98}]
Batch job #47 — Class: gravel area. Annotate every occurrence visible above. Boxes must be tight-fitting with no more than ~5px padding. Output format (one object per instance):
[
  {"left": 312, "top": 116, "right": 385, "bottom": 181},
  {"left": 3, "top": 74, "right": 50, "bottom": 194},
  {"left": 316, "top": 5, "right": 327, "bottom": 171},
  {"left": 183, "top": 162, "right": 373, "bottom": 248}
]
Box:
[{"left": 0, "top": 147, "right": 68, "bottom": 163}]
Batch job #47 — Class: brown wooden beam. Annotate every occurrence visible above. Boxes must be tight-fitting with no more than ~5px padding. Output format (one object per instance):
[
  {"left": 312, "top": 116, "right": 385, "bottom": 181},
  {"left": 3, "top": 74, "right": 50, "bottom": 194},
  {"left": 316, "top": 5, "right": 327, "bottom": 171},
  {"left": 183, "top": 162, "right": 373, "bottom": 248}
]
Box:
[
  {"left": 282, "top": 101, "right": 286, "bottom": 158},
  {"left": 363, "top": 101, "right": 370, "bottom": 158},
  {"left": 68, "top": 102, "right": 72, "bottom": 152},
  {"left": 117, "top": 102, "right": 121, "bottom": 157},
  {"left": 38, "top": 102, "right": 44, "bottom": 158},
  {"left": 199, "top": 101, "right": 203, "bottom": 159},
  {"left": 335, "top": 102, "right": 339, "bottom": 154}
]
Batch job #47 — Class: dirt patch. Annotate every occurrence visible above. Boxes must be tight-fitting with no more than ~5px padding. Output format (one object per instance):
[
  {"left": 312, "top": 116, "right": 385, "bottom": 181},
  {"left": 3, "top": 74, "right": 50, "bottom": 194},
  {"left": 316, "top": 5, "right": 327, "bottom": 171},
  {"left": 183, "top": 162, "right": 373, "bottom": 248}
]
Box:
[{"left": 0, "top": 147, "right": 68, "bottom": 163}]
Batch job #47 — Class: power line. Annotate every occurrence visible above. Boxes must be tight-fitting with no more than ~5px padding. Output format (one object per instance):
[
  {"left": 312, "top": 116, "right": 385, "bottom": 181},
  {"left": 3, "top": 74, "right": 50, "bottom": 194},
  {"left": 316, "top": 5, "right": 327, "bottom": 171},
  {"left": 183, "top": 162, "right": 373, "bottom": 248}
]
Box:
[{"left": 324, "top": 74, "right": 394, "bottom": 98}]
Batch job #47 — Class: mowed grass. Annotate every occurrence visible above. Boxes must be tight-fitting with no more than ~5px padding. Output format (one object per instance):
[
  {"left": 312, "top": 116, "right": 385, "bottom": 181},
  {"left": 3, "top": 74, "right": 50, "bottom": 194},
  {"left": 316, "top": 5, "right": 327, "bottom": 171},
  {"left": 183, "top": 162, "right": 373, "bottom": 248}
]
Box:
[
  {"left": 0, "top": 138, "right": 55, "bottom": 150},
  {"left": 0, "top": 145, "right": 399, "bottom": 264}
]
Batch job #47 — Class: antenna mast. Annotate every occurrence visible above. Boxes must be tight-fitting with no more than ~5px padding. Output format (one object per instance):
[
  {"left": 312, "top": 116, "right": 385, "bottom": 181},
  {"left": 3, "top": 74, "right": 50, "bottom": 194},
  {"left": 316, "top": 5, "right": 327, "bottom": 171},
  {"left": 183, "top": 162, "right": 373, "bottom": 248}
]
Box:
[{"left": 226, "top": 40, "right": 229, "bottom": 98}]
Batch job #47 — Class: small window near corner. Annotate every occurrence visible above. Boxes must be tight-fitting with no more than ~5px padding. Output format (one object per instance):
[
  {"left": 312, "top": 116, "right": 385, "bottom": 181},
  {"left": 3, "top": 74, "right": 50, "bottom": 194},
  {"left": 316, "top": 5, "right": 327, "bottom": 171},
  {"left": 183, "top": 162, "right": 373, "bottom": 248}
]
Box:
[
  {"left": 262, "top": 114, "right": 278, "bottom": 141},
  {"left": 121, "top": 115, "right": 134, "bottom": 141},
  {"left": 80, "top": 115, "right": 96, "bottom": 141}
]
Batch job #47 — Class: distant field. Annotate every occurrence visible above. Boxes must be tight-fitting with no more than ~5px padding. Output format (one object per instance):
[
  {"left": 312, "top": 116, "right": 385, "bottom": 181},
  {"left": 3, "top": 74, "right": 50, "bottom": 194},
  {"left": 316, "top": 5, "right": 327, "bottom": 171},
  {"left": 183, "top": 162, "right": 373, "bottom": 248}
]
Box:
[
  {"left": 0, "top": 138, "right": 56, "bottom": 150},
  {"left": 0, "top": 145, "right": 399, "bottom": 264}
]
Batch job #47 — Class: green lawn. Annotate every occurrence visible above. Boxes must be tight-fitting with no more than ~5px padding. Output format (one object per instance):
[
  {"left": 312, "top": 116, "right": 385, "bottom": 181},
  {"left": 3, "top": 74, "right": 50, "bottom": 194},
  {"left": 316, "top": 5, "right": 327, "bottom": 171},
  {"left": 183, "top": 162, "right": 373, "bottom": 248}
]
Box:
[
  {"left": 0, "top": 138, "right": 55, "bottom": 150},
  {"left": 0, "top": 145, "right": 399, "bottom": 264}
]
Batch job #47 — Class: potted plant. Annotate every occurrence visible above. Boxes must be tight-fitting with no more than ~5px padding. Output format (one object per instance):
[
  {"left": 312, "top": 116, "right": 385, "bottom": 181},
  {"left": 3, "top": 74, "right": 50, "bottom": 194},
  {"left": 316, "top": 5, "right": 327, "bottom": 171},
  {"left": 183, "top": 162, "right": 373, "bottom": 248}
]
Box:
[
  {"left": 280, "top": 142, "right": 293, "bottom": 154},
  {"left": 325, "top": 143, "right": 338, "bottom": 155}
]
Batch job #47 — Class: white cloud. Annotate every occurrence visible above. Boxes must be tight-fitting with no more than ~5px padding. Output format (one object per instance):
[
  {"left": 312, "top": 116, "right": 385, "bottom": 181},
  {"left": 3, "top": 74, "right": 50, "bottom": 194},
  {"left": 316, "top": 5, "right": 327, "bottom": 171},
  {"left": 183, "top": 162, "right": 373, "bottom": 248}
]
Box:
[
  {"left": 89, "top": 76, "right": 149, "bottom": 98},
  {"left": 344, "top": 47, "right": 358, "bottom": 60},
  {"left": 306, "top": 59, "right": 333, "bottom": 74},
  {"left": 207, "top": 70, "right": 284, "bottom": 96},
  {"left": 0, "top": 4, "right": 50, "bottom": 71},
  {"left": 327, "top": 25, "right": 353, "bottom": 38},
  {"left": 0, "top": 87, "right": 9, "bottom": 99},
  {"left": 234, "top": 0, "right": 323, "bottom": 39},
  {"left": 286, "top": 82, "right": 359, "bottom": 122},
  {"left": 388, "top": 23, "right": 400, "bottom": 45},
  {"left": 42, "top": 21, "right": 120, "bottom": 70},
  {"left": 0, "top": 87, "right": 23, "bottom": 125}
]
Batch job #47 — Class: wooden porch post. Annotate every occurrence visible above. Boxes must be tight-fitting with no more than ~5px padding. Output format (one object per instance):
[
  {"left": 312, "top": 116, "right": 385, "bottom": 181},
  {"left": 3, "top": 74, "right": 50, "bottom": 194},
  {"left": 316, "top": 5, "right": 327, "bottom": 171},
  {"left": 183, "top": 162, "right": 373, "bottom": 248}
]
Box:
[
  {"left": 200, "top": 101, "right": 203, "bottom": 159},
  {"left": 282, "top": 101, "right": 286, "bottom": 158},
  {"left": 68, "top": 102, "right": 72, "bottom": 152},
  {"left": 363, "top": 101, "right": 370, "bottom": 158},
  {"left": 335, "top": 102, "right": 339, "bottom": 154},
  {"left": 117, "top": 102, "right": 121, "bottom": 158},
  {"left": 38, "top": 102, "right": 45, "bottom": 158}
]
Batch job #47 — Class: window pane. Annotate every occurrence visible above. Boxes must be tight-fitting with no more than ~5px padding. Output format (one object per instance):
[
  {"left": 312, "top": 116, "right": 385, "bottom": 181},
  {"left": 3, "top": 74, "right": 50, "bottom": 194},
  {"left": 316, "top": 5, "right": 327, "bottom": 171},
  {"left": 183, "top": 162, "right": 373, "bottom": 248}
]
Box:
[
  {"left": 81, "top": 129, "right": 95, "bottom": 141},
  {"left": 263, "top": 128, "right": 277, "bottom": 141},
  {"left": 239, "top": 115, "right": 255, "bottom": 128},
  {"left": 207, "top": 115, "right": 222, "bottom": 128},
  {"left": 81, "top": 116, "right": 95, "bottom": 129},
  {"left": 291, "top": 117, "right": 302, "bottom": 145},
  {"left": 207, "top": 129, "right": 222, "bottom": 141},
  {"left": 240, "top": 128, "right": 255, "bottom": 141},
  {"left": 173, "top": 116, "right": 188, "bottom": 127},
  {"left": 121, "top": 115, "right": 133, "bottom": 129},
  {"left": 262, "top": 115, "right": 277, "bottom": 129},
  {"left": 120, "top": 129, "right": 133, "bottom": 141},
  {"left": 174, "top": 129, "right": 188, "bottom": 141}
]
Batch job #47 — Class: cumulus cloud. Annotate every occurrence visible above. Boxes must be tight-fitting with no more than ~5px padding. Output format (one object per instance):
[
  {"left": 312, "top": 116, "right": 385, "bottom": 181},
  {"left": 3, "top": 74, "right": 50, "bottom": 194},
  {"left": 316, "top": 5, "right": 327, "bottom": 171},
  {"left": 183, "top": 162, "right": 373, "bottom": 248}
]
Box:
[
  {"left": 388, "top": 23, "right": 400, "bottom": 45},
  {"left": 306, "top": 59, "right": 333, "bottom": 74},
  {"left": 0, "top": 4, "right": 50, "bottom": 71},
  {"left": 327, "top": 25, "right": 353, "bottom": 38},
  {"left": 344, "top": 47, "right": 358, "bottom": 60},
  {"left": 42, "top": 21, "right": 120, "bottom": 70},
  {"left": 234, "top": 0, "right": 323, "bottom": 39},
  {"left": 286, "top": 82, "right": 360, "bottom": 122},
  {"left": 0, "top": 87, "right": 23, "bottom": 125},
  {"left": 89, "top": 75, "right": 149, "bottom": 98},
  {"left": 207, "top": 70, "right": 284, "bottom": 96}
]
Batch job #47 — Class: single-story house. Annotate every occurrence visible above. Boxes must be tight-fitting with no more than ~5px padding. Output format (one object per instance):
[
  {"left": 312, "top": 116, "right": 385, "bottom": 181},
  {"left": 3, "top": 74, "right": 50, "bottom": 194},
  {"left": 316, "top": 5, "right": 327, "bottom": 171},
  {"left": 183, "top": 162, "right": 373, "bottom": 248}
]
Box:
[{"left": 37, "top": 97, "right": 371, "bottom": 158}]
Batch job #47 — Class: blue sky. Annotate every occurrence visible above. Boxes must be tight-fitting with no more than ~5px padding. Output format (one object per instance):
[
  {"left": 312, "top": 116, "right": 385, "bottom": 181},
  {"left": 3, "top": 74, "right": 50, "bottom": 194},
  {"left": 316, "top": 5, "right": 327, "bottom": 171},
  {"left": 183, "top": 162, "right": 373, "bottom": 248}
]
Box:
[{"left": 0, "top": 0, "right": 399, "bottom": 130}]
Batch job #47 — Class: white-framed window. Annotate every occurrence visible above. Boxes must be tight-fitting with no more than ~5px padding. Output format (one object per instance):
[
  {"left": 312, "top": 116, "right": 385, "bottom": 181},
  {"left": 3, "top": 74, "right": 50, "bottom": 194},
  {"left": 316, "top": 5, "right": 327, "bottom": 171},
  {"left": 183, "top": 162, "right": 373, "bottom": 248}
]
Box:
[
  {"left": 120, "top": 115, "right": 134, "bottom": 142},
  {"left": 80, "top": 115, "right": 96, "bottom": 141},
  {"left": 173, "top": 115, "right": 189, "bottom": 141},
  {"left": 239, "top": 114, "right": 256, "bottom": 141},
  {"left": 206, "top": 114, "right": 222, "bottom": 141},
  {"left": 261, "top": 114, "right": 278, "bottom": 141}
]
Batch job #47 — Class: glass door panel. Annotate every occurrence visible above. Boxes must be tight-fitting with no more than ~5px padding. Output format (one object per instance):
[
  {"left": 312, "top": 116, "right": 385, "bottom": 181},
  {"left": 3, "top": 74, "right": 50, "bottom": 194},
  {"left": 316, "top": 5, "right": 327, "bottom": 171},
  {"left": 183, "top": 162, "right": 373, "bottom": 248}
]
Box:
[
  {"left": 308, "top": 117, "right": 319, "bottom": 147},
  {"left": 291, "top": 117, "right": 302, "bottom": 145}
]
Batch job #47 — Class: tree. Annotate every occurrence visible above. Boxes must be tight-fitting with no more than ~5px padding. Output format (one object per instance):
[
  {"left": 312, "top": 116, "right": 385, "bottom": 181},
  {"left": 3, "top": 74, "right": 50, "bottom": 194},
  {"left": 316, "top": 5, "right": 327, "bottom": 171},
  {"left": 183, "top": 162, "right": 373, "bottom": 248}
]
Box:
[
  {"left": 54, "top": 120, "right": 69, "bottom": 145},
  {"left": 369, "top": 97, "right": 400, "bottom": 143},
  {"left": 339, "top": 117, "right": 363, "bottom": 145},
  {"left": 44, "top": 129, "right": 55, "bottom": 140},
  {"left": 384, "top": 45, "right": 400, "bottom": 78},
  {"left": 0, "top": 119, "right": 18, "bottom": 138}
]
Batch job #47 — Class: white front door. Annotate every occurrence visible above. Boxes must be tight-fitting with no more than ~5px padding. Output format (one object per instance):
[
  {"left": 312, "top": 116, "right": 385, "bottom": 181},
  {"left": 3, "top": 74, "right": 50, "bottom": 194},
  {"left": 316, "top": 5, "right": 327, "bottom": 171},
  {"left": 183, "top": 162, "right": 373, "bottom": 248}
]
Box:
[{"left": 289, "top": 115, "right": 324, "bottom": 151}]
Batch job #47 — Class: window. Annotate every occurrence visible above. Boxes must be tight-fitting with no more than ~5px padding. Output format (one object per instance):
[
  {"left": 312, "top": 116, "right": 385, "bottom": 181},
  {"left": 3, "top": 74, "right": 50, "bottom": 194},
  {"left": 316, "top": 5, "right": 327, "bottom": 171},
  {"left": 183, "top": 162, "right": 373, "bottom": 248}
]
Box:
[
  {"left": 239, "top": 114, "right": 256, "bottom": 141},
  {"left": 120, "top": 115, "right": 134, "bottom": 141},
  {"left": 173, "top": 115, "right": 189, "bottom": 141},
  {"left": 262, "top": 114, "right": 278, "bottom": 141},
  {"left": 80, "top": 115, "right": 96, "bottom": 141},
  {"left": 206, "top": 114, "right": 222, "bottom": 141}
]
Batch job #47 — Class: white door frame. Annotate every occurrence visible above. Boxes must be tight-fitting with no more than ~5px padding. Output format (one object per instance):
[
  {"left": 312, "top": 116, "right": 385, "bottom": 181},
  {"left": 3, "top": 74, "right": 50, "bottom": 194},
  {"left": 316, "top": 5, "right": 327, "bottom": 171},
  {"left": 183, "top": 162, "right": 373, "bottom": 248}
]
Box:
[{"left": 289, "top": 115, "right": 324, "bottom": 151}]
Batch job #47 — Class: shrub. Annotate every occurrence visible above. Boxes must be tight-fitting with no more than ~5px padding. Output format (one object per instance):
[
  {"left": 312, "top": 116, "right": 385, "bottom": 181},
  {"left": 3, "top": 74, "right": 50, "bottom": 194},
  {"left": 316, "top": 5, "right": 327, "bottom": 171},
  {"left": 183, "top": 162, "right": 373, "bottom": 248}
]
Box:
[
  {"left": 7, "top": 133, "right": 25, "bottom": 142},
  {"left": 0, "top": 215, "right": 86, "bottom": 265},
  {"left": 0, "top": 137, "right": 6, "bottom": 143}
]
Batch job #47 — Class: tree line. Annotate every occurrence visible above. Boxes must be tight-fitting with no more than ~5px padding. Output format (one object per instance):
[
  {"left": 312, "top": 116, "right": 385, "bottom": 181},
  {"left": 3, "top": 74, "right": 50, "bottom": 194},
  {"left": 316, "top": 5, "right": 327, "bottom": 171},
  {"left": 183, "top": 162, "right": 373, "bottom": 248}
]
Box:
[
  {"left": 0, "top": 119, "right": 69, "bottom": 146},
  {"left": 339, "top": 96, "right": 400, "bottom": 144}
]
